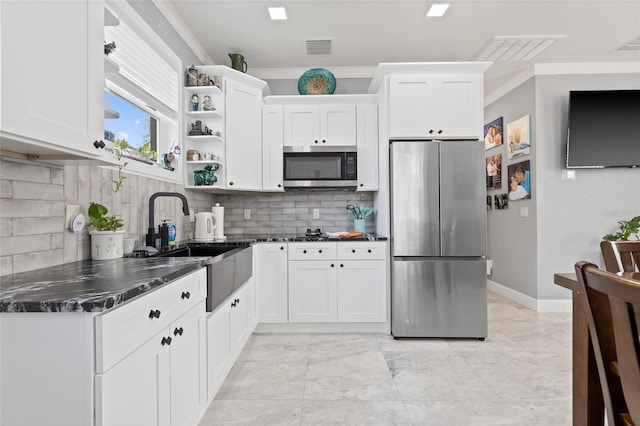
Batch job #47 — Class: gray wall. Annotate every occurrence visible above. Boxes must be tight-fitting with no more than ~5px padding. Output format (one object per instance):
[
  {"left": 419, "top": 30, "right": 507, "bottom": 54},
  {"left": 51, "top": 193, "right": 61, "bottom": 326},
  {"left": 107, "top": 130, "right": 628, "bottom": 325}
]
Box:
[
  {"left": 485, "top": 72, "right": 640, "bottom": 300},
  {"left": 535, "top": 73, "right": 640, "bottom": 300},
  {"left": 484, "top": 78, "right": 538, "bottom": 298},
  {"left": 265, "top": 78, "right": 373, "bottom": 96}
]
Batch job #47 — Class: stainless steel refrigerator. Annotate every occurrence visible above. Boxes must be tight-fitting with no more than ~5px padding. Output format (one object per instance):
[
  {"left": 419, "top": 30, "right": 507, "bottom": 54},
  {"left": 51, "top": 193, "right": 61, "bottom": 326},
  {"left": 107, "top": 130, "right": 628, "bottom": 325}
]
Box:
[{"left": 390, "top": 140, "right": 487, "bottom": 338}]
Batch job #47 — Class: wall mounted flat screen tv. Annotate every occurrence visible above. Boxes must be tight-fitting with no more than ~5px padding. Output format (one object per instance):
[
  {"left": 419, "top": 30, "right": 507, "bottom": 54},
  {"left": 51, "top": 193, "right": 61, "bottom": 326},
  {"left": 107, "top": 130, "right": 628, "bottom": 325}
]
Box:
[{"left": 566, "top": 90, "right": 640, "bottom": 168}]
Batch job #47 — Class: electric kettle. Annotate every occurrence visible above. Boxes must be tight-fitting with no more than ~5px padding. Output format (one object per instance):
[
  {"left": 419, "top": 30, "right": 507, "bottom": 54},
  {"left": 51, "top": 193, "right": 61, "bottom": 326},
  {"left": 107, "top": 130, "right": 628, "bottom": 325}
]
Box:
[{"left": 194, "top": 212, "right": 216, "bottom": 242}]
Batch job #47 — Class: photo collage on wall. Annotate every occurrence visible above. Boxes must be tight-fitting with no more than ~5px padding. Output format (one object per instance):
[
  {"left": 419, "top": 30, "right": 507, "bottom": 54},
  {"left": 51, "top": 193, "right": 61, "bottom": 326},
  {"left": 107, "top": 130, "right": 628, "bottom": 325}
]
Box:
[{"left": 485, "top": 114, "right": 532, "bottom": 210}]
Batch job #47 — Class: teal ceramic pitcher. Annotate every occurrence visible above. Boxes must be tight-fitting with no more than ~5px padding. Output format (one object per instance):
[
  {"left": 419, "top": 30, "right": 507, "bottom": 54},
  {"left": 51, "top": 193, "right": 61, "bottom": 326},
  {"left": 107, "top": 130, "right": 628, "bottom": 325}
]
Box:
[{"left": 228, "top": 53, "right": 247, "bottom": 73}]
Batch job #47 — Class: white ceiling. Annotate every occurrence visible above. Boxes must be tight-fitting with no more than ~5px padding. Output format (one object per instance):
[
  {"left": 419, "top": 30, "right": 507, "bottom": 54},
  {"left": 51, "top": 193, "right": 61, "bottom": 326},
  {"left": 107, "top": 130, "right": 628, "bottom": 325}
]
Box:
[{"left": 164, "top": 0, "right": 640, "bottom": 96}]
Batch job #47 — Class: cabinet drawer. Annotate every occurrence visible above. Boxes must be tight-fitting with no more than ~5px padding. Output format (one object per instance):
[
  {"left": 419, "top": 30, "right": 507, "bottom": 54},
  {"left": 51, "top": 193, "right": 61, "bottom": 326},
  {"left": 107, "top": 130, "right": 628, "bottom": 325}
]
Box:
[
  {"left": 337, "top": 242, "right": 386, "bottom": 260},
  {"left": 95, "top": 268, "right": 207, "bottom": 373},
  {"left": 288, "top": 242, "right": 337, "bottom": 260}
]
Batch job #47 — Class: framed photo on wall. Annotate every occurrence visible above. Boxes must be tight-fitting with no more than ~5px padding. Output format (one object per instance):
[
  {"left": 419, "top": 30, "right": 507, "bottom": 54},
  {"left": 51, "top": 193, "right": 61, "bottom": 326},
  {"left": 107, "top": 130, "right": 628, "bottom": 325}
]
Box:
[
  {"left": 507, "top": 115, "right": 531, "bottom": 159},
  {"left": 507, "top": 160, "right": 531, "bottom": 201},
  {"left": 486, "top": 153, "right": 502, "bottom": 190},
  {"left": 484, "top": 117, "right": 504, "bottom": 151}
]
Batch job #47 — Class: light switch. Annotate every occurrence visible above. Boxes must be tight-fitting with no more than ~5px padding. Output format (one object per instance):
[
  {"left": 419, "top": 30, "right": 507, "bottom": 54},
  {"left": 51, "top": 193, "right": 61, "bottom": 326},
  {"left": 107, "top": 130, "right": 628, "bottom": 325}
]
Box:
[
  {"left": 313, "top": 208, "right": 320, "bottom": 219},
  {"left": 562, "top": 169, "right": 576, "bottom": 180},
  {"left": 520, "top": 207, "right": 529, "bottom": 217},
  {"left": 244, "top": 209, "right": 251, "bottom": 220}
]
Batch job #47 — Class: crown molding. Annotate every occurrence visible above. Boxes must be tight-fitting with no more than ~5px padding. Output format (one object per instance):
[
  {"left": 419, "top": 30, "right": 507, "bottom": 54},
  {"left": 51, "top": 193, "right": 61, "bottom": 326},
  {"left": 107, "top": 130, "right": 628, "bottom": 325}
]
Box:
[
  {"left": 249, "top": 66, "right": 378, "bottom": 80},
  {"left": 152, "top": 0, "right": 213, "bottom": 65},
  {"left": 485, "top": 61, "right": 640, "bottom": 106}
]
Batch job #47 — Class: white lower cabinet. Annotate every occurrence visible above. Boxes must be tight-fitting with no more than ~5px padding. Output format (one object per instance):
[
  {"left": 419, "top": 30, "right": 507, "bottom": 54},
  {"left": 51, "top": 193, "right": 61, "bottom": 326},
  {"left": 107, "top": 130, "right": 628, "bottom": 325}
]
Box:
[
  {"left": 96, "top": 300, "right": 206, "bottom": 426},
  {"left": 282, "top": 242, "right": 387, "bottom": 324},
  {"left": 288, "top": 260, "right": 338, "bottom": 322},
  {"left": 206, "top": 279, "right": 256, "bottom": 402},
  {"left": 255, "top": 243, "right": 289, "bottom": 323},
  {"left": 95, "top": 270, "right": 208, "bottom": 426}
]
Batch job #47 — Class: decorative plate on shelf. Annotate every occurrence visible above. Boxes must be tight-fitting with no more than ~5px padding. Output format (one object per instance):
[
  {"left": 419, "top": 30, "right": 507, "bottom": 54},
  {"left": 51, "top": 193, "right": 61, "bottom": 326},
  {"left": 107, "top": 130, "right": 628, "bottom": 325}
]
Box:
[{"left": 297, "top": 68, "right": 336, "bottom": 95}]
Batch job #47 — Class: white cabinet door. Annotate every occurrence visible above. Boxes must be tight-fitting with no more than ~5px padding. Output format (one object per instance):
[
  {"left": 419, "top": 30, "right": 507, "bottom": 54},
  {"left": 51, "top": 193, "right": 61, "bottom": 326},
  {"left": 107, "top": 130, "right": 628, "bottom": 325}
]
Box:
[
  {"left": 245, "top": 277, "right": 257, "bottom": 332},
  {"left": 206, "top": 303, "right": 231, "bottom": 403},
  {"left": 320, "top": 105, "right": 357, "bottom": 146},
  {"left": 283, "top": 105, "right": 356, "bottom": 146},
  {"left": 288, "top": 261, "right": 338, "bottom": 322},
  {"left": 255, "top": 243, "right": 289, "bottom": 323},
  {"left": 225, "top": 79, "right": 263, "bottom": 190},
  {"left": 169, "top": 301, "right": 207, "bottom": 426},
  {"left": 337, "top": 260, "right": 387, "bottom": 323},
  {"left": 389, "top": 74, "right": 483, "bottom": 139},
  {"left": 434, "top": 74, "right": 483, "bottom": 139},
  {"left": 96, "top": 331, "right": 171, "bottom": 426},
  {"left": 229, "top": 285, "right": 248, "bottom": 358},
  {"left": 389, "top": 75, "right": 436, "bottom": 139},
  {"left": 356, "top": 104, "right": 379, "bottom": 191},
  {"left": 262, "top": 106, "right": 285, "bottom": 191},
  {"left": 0, "top": 0, "right": 106, "bottom": 158},
  {"left": 283, "top": 105, "right": 320, "bottom": 146}
]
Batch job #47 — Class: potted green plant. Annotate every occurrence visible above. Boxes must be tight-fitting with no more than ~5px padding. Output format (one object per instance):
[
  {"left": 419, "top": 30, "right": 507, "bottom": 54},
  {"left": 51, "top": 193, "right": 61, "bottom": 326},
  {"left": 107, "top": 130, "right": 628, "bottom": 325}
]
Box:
[
  {"left": 603, "top": 216, "right": 640, "bottom": 241},
  {"left": 88, "top": 202, "right": 125, "bottom": 260}
]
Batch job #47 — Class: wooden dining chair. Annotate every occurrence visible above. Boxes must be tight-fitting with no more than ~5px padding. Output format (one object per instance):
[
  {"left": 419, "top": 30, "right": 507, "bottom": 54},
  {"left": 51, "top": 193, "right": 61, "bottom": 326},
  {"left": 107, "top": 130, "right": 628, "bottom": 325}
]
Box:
[
  {"left": 601, "top": 240, "right": 640, "bottom": 273},
  {"left": 575, "top": 261, "right": 640, "bottom": 426}
]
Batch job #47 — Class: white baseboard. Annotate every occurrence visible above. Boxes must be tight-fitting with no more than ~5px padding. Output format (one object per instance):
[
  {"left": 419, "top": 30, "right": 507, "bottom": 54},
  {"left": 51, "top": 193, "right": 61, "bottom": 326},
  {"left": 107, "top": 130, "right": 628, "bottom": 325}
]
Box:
[
  {"left": 255, "top": 322, "right": 389, "bottom": 334},
  {"left": 488, "top": 280, "right": 572, "bottom": 313}
]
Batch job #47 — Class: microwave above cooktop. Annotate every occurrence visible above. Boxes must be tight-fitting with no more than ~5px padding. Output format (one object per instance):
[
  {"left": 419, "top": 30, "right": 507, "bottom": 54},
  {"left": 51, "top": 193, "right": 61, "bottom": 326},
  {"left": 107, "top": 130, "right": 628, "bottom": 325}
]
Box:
[{"left": 283, "top": 146, "right": 357, "bottom": 189}]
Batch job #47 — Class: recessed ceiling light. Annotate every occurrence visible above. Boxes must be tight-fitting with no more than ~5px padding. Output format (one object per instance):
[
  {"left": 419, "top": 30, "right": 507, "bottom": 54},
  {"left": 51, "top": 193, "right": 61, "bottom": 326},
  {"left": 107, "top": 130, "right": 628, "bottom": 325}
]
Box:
[
  {"left": 426, "top": 3, "right": 449, "bottom": 17},
  {"left": 268, "top": 7, "right": 287, "bottom": 20}
]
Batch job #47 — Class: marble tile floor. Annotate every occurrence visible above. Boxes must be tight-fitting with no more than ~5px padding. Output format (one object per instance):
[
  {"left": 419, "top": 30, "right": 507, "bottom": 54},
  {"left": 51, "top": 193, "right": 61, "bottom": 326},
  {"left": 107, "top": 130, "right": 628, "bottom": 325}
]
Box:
[{"left": 199, "top": 292, "right": 573, "bottom": 426}]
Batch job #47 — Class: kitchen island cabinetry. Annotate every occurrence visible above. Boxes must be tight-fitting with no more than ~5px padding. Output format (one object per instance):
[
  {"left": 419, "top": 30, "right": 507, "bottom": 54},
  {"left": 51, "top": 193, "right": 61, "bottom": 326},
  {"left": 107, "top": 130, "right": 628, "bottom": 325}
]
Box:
[
  {"left": 0, "top": 264, "right": 207, "bottom": 426},
  {"left": 283, "top": 104, "right": 357, "bottom": 146},
  {"left": 0, "top": 0, "right": 109, "bottom": 161},
  {"left": 388, "top": 74, "right": 483, "bottom": 140}
]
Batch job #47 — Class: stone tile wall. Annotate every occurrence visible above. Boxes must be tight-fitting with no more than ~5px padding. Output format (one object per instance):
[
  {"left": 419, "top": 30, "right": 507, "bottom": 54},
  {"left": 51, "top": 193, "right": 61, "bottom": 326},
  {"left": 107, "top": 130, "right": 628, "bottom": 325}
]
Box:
[{"left": 0, "top": 158, "right": 378, "bottom": 276}]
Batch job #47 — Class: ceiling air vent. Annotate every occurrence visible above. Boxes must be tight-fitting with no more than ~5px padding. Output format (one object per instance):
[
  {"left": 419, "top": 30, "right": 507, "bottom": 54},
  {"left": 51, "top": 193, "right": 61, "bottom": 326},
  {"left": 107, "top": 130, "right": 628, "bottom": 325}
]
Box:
[
  {"left": 473, "top": 35, "right": 565, "bottom": 62},
  {"left": 613, "top": 34, "right": 640, "bottom": 52},
  {"left": 306, "top": 39, "right": 332, "bottom": 55}
]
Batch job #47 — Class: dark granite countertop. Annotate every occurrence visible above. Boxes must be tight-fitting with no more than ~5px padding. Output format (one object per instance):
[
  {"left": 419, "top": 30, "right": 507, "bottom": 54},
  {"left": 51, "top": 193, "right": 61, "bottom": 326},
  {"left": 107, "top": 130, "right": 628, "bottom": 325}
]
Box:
[{"left": 0, "top": 257, "right": 208, "bottom": 313}]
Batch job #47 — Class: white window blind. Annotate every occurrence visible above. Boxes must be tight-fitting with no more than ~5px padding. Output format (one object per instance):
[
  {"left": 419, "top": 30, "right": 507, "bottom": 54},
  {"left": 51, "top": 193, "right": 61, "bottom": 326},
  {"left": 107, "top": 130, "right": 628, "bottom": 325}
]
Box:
[{"left": 105, "top": 20, "right": 178, "bottom": 114}]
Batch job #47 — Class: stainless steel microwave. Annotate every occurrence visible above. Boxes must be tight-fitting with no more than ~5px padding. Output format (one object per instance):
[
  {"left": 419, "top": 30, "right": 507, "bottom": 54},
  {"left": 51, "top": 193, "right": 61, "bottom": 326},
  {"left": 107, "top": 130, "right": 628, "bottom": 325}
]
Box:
[{"left": 283, "top": 146, "right": 357, "bottom": 189}]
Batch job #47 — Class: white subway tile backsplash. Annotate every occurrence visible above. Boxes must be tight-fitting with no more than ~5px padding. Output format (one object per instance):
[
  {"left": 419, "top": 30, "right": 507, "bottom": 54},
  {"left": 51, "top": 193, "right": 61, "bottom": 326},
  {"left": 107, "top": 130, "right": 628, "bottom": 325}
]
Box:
[
  {"left": 0, "top": 158, "right": 52, "bottom": 183},
  {"left": 13, "top": 249, "right": 64, "bottom": 274},
  {"left": 0, "top": 235, "right": 52, "bottom": 256},
  {"left": 13, "top": 217, "right": 63, "bottom": 236},
  {"left": 0, "top": 180, "right": 12, "bottom": 198},
  {"left": 12, "top": 181, "right": 63, "bottom": 201},
  {"left": 0, "top": 256, "right": 13, "bottom": 276},
  {"left": 0, "top": 200, "right": 51, "bottom": 218},
  {"left": 51, "top": 233, "right": 64, "bottom": 250}
]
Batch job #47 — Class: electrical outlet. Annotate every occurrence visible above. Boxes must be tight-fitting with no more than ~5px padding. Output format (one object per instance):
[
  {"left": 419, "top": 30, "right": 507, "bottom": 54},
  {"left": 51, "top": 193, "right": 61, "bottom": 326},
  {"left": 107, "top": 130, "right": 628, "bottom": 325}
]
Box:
[
  {"left": 189, "top": 209, "right": 195, "bottom": 222},
  {"left": 65, "top": 205, "right": 80, "bottom": 229},
  {"left": 244, "top": 209, "right": 251, "bottom": 220},
  {"left": 313, "top": 208, "right": 320, "bottom": 219}
]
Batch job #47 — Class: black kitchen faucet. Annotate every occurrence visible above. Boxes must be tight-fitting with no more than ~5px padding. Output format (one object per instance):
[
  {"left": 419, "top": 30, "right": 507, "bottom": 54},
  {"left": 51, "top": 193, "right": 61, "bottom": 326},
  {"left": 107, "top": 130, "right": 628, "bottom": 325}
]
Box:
[{"left": 146, "top": 192, "right": 190, "bottom": 247}]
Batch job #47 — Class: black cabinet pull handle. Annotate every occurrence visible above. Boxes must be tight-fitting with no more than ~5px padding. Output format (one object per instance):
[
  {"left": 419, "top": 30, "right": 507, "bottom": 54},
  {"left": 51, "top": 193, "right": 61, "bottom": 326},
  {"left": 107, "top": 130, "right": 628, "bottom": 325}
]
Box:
[
  {"left": 437, "top": 130, "right": 443, "bottom": 134},
  {"left": 231, "top": 301, "right": 236, "bottom": 308},
  {"left": 174, "top": 327, "right": 184, "bottom": 336},
  {"left": 277, "top": 184, "right": 282, "bottom": 188},
  {"left": 368, "top": 249, "right": 372, "bottom": 253},
  {"left": 161, "top": 336, "right": 172, "bottom": 346},
  {"left": 428, "top": 130, "right": 434, "bottom": 134},
  {"left": 93, "top": 140, "right": 105, "bottom": 149},
  {"left": 331, "top": 264, "right": 335, "bottom": 268},
  {"left": 280, "top": 246, "right": 284, "bottom": 250},
  {"left": 352, "top": 249, "right": 356, "bottom": 253},
  {"left": 181, "top": 291, "right": 191, "bottom": 299},
  {"left": 319, "top": 249, "right": 323, "bottom": 253},
  {"left": 314, "top": 140, "right": 318, "bottom": 144},
  {"left": 340, "top": 264, "right": 344, "bottom": 268},
  {"left": 229, "top": 181, "right": 234, "bottom": 186},
  {"left": 322, "top": 140, "right": 326, "bottom": 144},
  {"left": 235, "top": 298, "right": 240, "bottom": 304},
  {"left": 149, "top": 309, "right": 161, "bottom": 319},
  {"left": 360, "top": 183, "right": 364, "bottom": 187},
  {"left": 303, "top": 249, "right": 307, "bottom": 254}
]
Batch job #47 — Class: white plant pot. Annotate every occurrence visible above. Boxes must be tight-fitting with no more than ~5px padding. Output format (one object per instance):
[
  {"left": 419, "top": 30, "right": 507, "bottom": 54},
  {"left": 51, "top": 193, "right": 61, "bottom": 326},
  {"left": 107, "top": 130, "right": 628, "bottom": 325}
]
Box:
[{"left": 90, "top": 230, "right": 125, "bottom": 260}]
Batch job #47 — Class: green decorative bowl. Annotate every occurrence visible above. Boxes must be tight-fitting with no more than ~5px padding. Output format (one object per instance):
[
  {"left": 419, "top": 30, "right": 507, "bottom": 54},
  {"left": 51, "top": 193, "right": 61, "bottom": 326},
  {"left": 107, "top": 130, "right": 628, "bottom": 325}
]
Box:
[{"left": 298, "top": 68, "right": 336, "bottom": 95}]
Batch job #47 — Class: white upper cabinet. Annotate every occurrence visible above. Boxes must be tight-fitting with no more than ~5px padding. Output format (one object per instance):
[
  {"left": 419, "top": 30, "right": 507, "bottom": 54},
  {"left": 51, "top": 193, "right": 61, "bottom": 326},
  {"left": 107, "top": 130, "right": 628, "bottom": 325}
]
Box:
[
  {"left": 262, "top": 106, "right": 285, "bottom": 192},
  {"left": 356, "top": 104, "right": 379, "bottom": 191},
  {"left": 389, "top": 74, "right": 483, "bottom": 140},
  {"left": 283, "top": 105, "right": 357, "bottom": 146},
  {"left": 0, "top": 0, "right": 108, "bottom": 160},
  {"left": 225, "top": 79, "right": 263, "bottom": 190}
]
